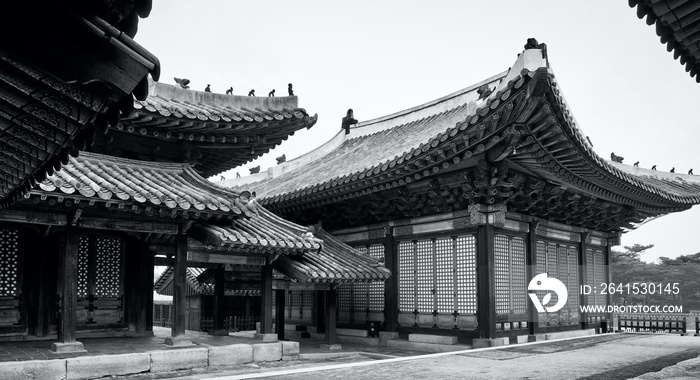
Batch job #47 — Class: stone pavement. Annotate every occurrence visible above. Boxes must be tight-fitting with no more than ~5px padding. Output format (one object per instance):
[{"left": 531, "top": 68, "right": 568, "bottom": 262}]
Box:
[
  {"left": 3, "top": 330, "right": 700, "bottom": 379},
  {"left": 193, "top": 333, "right": 700, "bottom": 380},
  {"left": 0, "top": 327, "right": 430, "bottom": 379},
  {"left": 0, "top": 328, "right": 263, "bottom": 362}
]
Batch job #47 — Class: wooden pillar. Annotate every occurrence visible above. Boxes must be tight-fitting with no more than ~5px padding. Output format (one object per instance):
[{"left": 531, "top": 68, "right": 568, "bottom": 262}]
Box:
[
  {"left": 476, "top": 223, "right": 496, "bottom": 339},
  {"left": 604, "top": 243, "right": 613, "bottom": 332},
  {"left": 209, "top": 264, "right": 228, "bottom": 335},
  {"left": 315, "top": 290, "right": 325, "bottom": 333},
  {"left": 245, "top": 296, "right": 252, "bottom": 317},
  {"left": 259, "top": 263, "right": 273, "bottom": 335},
  {"left": 165, "top": 232, "right": 191, "bottom": 346},
  {"left": 527, "top": 222, "right": 539, "bottom": 337},
  {"left": 383, "top": 226, "right": 398, "bottom": 332},
  {"left": 140, "top": 244, "right": 154, "bottom": 333},
  {"left": 51, "top": 227, "right": 83, "bottom": 353},
  {"left": 324, "top": 285, "right": 338, "bottom": 346},
  {"left": 275, "top": 289, "right": 286, "bottom": 340},
  {"left": 578, "top": 233, "right": 589, "bottom": 329},
  {"left": 125, "top": 236, "right": 140, "bottom": 332}
]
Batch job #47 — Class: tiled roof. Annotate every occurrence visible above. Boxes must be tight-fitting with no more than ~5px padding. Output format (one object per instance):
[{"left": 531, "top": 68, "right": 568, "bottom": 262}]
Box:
[
  {"left": 233, "top": 46, "right": 700, "bottom": 231},
  {"left": 629, "top": 0, "right": 700, "bottom": 82},
  {"left": 192, "top": 208, "right": 390, "bottom": 283},
  {"left": 240, "top": 73, "right": 504, "bottom": 202},
  {"left": 32, "top": 152, "right": 255, "bottom": 218},
  {"left": 115, "top": 80, "right": 318, "bottom": 176},
  {"left": 191, "top": 207, "right": 320, "bottom": 254},
  {"left": 273, "top": 228, "right": 390, "bottom": 284},
  {"left": 0, "top": 2, "right": 159, "bottom": 209}
]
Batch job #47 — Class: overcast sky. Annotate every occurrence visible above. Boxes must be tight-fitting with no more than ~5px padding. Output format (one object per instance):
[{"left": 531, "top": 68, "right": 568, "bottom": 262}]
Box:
[{"left": 136, "top": 1, "right": 700, "bottom": 263}]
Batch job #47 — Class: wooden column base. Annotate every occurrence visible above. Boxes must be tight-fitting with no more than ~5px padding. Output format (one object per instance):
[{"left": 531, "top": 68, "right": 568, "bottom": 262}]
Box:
[
  {"left": 164, "top": 336, "right": 194, "bottom": 347},
  {"left": 50, "top": 341, "right": 85, "bottom": 353},
  {"left": 254, "top": 333, "right": 278, "bottom": 341}
]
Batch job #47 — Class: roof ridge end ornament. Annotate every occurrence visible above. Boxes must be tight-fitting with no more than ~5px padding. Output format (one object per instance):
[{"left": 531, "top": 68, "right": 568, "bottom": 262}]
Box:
[{"left": 524, "top": 38, "right": 548, "bottom": 60}]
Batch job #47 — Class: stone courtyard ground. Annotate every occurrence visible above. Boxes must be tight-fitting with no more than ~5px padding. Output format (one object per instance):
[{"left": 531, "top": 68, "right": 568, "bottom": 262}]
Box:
[{"left": 107, "top": 333, "right": 700, "bottom": 380}]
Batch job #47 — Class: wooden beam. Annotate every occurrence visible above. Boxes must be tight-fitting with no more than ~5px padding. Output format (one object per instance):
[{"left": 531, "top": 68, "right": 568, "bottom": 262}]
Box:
[
  {"left": 79, "top": 217, "right": 178, "bottom": 234},
  {"left": 0, "top": 209, "right": 66, "bottom": 226},
  {"left": 187, "top": 251, "right": 266, "bottom": 266},
  {"left": 272, "top": 280, "right": 329, "bottom": 291}
]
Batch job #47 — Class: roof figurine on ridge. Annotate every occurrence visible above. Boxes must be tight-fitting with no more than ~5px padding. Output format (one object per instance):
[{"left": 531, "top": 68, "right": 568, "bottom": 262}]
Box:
[{"left": 174, "top": 77, "right": 190, "bottom": 89}]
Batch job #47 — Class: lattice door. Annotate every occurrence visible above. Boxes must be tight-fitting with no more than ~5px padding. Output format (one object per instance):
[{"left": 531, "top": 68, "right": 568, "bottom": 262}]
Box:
[
  {"left": 455, "top": 235, "right": 476, "bottom": 314},
  {"left": 494, "top": 235, "right": 526, "bottom": 315},
  {"left": 494, "top": 235, "right": 510, "bottom": 314},
  {"left": 76, "top": 234, "right": 125, "bottom": 325},
  {"left": 0, "top": 228, "right": 21, "bottom": 326},
  {"left": 510, "top": 237, "right": 526, "bottom": 314},
  {"left": 398, "top": 241, "right": 415, "bottom": 313},
  {"left": 593, "top": 249, "right": 606, "bottom": 306},
  {"left": 415, "top": 240, "right": 434, "bottom": 313}
]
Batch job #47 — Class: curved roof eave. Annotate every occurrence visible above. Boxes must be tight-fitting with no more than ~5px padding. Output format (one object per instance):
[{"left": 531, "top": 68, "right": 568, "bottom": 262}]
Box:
[{"left": 227, "top": 44, "right": 700, "bottom": 229}]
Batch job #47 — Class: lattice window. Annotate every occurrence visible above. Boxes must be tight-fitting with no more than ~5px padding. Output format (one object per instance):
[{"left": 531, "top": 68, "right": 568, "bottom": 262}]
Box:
[
  {"left": 494, "top": 235, "right": 510, "bottom": 314},
  {"left": 585, "top": 248, "right": 595, "bottom": 290},
  {"left": 95, "top": 236, "right": 122, "bottom": 297},
  {"left": 353, "top": 282, "right": 368, "bottom": 311},
  {"left": 536, "top": 241, "right": 547, "bottom": 275},
  {"left": 567, "top": 246, "right": 579, "bottom": 313},
  {"left": 302, "top": 291, "right": 313, "bottom": 309},
  {"left": 546, "top": 243, "right": 558, "bottom": 279},
  {"left": 0, "top": 228, "right": 19, "bottom": 297},
  {"left": 77, "top": 235, "right": 90, "bottom": 297},
  {"left": 398, "top": 241, "right": 415, "bottom": 313},
  {"left": 593, "top": 250, "right": 606, "bottom": 306},
  {"left": 336, "top": 284, "right": 351, "bottom": 311},
  {"left": 511, "top": 237, "right": 527, "bottom": 314},
  {"left": 435, "top": 237, "right": 454, "bottom": 313},
  {"left": 415, "top": 240, "right": 434, "bottom": 313},
  {"left": 368, "top": 244, "right": 385, "bottom": 311},
  {"left": 289, "top": 290, "right": 300, "bottom": 308},
  {"left": 455, "top": 235, "right": 476, "bottom": 314}
]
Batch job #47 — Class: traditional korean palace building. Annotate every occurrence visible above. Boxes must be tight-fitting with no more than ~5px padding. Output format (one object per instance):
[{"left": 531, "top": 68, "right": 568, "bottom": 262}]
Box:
[
  {"left": 0, "top": 75, "right": 389, "bottom": 351},
  {"left": 226, "top": 43, "right": 700, "bottom": 344}
]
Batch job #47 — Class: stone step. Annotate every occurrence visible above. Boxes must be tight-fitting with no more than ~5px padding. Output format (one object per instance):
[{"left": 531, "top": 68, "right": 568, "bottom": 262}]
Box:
[
  {"left": 387, "top": 339, "right": 470, "bottom": 353},
  {"left": 408, "top": 333, "right": 458, "bottom": 345}
]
